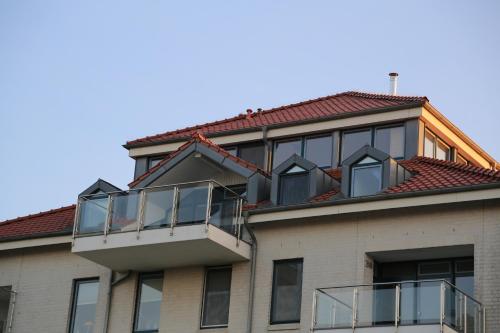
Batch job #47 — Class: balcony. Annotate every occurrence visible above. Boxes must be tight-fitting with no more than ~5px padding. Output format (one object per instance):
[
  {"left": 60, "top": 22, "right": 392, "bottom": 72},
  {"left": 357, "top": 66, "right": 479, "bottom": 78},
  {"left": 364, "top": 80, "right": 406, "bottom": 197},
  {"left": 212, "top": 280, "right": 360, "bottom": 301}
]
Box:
[
  {"left": 312, "top": 280, "right": 484, "bottom": 333},
  {"left": 71, "top": 181, "right": 251, "bottom": 271}
]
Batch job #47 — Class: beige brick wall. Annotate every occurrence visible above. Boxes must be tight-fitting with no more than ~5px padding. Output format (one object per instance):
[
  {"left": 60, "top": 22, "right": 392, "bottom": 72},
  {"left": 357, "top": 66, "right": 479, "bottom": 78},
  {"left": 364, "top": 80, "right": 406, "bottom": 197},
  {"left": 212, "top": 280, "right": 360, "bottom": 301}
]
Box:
[
  {"left": 251, "top": 200, "right": 500, "bottom": 332},
  {"left": 0, "top": 199, "right": 498, "bottom": 333}
]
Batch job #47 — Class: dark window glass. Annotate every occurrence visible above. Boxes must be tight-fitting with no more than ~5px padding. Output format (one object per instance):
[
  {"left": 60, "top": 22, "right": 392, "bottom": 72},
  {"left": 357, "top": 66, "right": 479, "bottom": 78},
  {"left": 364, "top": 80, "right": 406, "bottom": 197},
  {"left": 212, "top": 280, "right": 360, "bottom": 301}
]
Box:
[
  {"left": 455, "top": 259, "right": 473, "bottom": 273},
  {"left": 201, "top": 267, "right": 232, "bottom": 327},
  {"left": 375, "top": 126, "right": 405, "bottom": 158},
  {"left": 418, "top": 261, "right": 451, "bottom": 276},
  {"left": 424, "top": 130, "right": 435, "bottom": 158},
  {"left": 69, "top": 279, "right": 99, "bottom": 333},
  {"left": 134, "top": 273, "right": 163, "bottom": 333},
  {"left": 148, "top": 156, "right": 165, "bottom": 169},
  {"left": 273, "top": 139, "right": 302, "bottom": 168},
  {"left": 225, "top": 147, "right": 238, "bottom": 156},
  {"left": 271, "top": 259, "right": 303, "bottom": 324},
  {"left": 342, "top": 130, "right": 372, "bottom": 161},
  {"left": 279, "top": 173, "right": 309, "bottom": 205},
  {"left": 350, "top": 164, "right": 382, "bottom": 197},
  {"left": 305, "top": 135, "right": 333, "bottom": 167},
  {"left": 238, "top": 142, "right": 266, "bottom": 169}
]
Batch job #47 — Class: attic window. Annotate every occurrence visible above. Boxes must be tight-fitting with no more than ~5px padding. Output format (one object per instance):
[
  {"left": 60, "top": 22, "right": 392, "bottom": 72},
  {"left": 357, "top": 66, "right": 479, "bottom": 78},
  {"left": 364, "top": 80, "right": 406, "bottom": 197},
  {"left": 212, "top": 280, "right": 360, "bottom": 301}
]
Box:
[
  {"left": 279, "top": 165, "right": 308, "bottom": 205},
  {"left": 350, "top": 158, "right": 382, "bottom": 197}
]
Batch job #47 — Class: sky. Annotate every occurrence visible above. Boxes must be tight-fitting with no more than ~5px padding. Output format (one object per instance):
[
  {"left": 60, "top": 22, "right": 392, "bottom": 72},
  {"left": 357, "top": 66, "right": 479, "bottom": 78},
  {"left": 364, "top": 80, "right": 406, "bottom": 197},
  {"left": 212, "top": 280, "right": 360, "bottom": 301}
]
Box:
[{"left": 0, "top": 0, "right": 499, "bottom": 221}]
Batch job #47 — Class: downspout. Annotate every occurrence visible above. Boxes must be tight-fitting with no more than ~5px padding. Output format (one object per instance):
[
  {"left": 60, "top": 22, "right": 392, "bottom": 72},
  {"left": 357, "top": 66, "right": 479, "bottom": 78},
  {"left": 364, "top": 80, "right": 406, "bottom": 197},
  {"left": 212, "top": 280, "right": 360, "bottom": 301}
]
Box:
[
  {"left": 262, "top": 126, "right": 271, "bottom": 172},
  {"left": 243, "top": 212, "right": 257, "bottom": 333},
  {"left": 103, "top": 270, "right": 131, "bottom": 333}
]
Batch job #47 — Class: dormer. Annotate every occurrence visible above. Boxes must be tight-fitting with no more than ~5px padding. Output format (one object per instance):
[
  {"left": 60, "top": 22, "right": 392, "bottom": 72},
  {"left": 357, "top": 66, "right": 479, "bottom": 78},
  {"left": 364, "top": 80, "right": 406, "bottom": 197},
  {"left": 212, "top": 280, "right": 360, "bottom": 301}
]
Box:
[
  {"left": 341, "top": 145, "right": 410, "bottom": 197},
  {"left": 270, "top": 154, "right": 338, "bottom": 205}
]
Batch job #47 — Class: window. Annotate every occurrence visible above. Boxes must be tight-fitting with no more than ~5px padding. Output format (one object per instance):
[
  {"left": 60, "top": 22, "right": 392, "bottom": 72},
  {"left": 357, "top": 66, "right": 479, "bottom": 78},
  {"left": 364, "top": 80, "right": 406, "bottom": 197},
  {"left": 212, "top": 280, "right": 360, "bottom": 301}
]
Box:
[
  {"left": 238, "top": 142, "right": 266, "bottom": 169},
  {"left": 273, "top": 139, "right": 302, "bottom": 167},
  {"left": 69, "top": 279, "right": 99, "bottom": 333},
  {"left": 350, "top": 157, "right": 382, "bottom": 197},
  {"left": 0, "top": 286, "right": 12, "bottom": 333},
  {"left": 424, "top": 129, "right": 450, "bottom": 160},
  {"left": 134, "top": 273, "right": 163, "bottom": 333},
  {"left": 456, "top": 154, "right": 468, "bottom": 165},
  {"left": 375, "top": 126, "right": 405, "bottom": 158},
  {"left": 342, "top": 129, "right": 372, "bottom": 161},
  {"left": 305, "top": 135, "right": 333, "bottom": 167},
  {"left": 271, "top": 259, "right": 303, "bottom": 324},
  {"left": 225, "top": 146, "right": 237, "bottom": 156},
  {"left": 148, "top": 156, "right": 165, "bottom": 169},
  {"left": 201, "top": 267, "right": 232, "bottom": 328},
  {"left": 279, "top": 166, "right": 309, "bottom": 205}
]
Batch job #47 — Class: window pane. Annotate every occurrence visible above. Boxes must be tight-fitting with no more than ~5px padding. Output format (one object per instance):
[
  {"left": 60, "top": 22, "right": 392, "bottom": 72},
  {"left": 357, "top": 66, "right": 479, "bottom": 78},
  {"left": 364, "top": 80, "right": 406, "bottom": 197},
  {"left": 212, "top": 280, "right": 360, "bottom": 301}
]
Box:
[
  {"left": 135, "top": 275, "right": 163, "bottom": 332},
  {"left": 148, "top": 156, "right": 164, "bottom": 169},
  {"left": 375, "top": 126, "right": 405, "bottom": 158},
  {"left": 279, "top": 173, "right": 309, "bottom": 205},
  {"left": 238, "top": 142, "right": 266, "bottom": 169},
  {"left": 225, "top": 147, "right": 237, "bottom": 156},
  {"left": 305, "top": 136, "right": 333, "bottom": 167},
  {"left": 342, "top": 130, "right": 371, "bottom": 161},
  {"left": 202, "top": 268, "right": 232, "bottom": 327},
  {"left": 424, "top": 131, "right": 435, "bottom": 158},
  {"left": 456, "top": 154, "right": 468, "bottom": 165},
  {"left": 271, "top": 259, "right": 303, "bottom": 324},
  {"left": 273, "top": 139, "right": 302, "bottom": 168},
  {"left": 70, "top": 280, "right": 99, "bottom": 333},
  {"left": 351, "top": 165, "right": 382, "bottom": 197},
  {"left": 436, "top": 141, "right": 450, "bottom": 160},
  {"left": 455, "top": 276, "right": 474, "bottom": 297}
]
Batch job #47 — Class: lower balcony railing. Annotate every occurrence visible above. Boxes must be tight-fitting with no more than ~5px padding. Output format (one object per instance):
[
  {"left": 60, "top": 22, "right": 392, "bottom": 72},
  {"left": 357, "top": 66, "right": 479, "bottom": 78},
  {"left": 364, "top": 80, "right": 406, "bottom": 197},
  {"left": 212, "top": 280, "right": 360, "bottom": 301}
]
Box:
[
  {"left": 312, "top": 280, "right": 484, "bottom": 333},
  {"left": 71, "top": 180, "right": 250, "bottom": 270}
]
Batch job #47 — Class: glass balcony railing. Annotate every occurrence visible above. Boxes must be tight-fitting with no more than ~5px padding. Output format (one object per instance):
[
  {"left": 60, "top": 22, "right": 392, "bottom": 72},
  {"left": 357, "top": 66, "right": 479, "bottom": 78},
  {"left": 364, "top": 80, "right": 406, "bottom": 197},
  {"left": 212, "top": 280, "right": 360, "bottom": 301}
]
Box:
[
  {"left": 312, "top": 280, "right": 484, "bottom": 333},
  {"left": 73, "top": 180, "right": 244, "bottom": 240}
]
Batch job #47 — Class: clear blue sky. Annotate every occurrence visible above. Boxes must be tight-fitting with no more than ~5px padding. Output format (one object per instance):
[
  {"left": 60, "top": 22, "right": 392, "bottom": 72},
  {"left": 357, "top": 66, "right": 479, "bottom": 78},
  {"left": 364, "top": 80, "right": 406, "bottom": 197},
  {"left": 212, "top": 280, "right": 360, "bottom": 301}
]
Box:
[{"left": 1, "top": 1, "right": 499, "bottom": 221}]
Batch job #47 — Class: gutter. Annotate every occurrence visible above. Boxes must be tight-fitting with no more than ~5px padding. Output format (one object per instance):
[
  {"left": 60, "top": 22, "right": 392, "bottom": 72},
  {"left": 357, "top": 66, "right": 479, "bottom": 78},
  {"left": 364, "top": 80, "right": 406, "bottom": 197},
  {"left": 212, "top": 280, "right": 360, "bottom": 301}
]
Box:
[
  {"left": 103, "top": 270, "right": 131, "bottom": 333},
  {"left": 243, "top": 212, "right": 257, "bottom": 333}
]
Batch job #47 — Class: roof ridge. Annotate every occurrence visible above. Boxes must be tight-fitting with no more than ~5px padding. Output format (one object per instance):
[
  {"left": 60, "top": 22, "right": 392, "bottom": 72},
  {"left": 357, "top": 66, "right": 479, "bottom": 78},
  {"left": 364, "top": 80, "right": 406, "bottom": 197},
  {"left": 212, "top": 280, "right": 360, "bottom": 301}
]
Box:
[
  {"left": 411, "top": 156, "right": 500, "bottom": 178},
  {"left": 0, "top": 205, "right": 76, "bottom": 225},
  {"left": 125, "top": 91, "right": 427, "bottom": 146}
]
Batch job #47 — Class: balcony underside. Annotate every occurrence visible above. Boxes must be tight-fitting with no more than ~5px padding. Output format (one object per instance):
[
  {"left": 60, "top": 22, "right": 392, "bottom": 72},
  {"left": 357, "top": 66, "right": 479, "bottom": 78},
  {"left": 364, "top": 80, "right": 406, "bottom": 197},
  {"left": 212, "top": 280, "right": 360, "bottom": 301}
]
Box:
[
  {"left": 316, "top": 325, "right": 458, "bottom": 333},
  {"left": 72, "top": 224, "right": 251, "bottom": 271}
]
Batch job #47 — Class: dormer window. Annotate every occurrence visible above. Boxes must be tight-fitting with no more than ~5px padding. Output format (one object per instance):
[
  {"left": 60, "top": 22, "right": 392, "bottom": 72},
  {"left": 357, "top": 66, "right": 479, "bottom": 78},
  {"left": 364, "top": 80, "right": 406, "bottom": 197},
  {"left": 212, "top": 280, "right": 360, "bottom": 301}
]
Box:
[
  {"left": 350, "top": 157, "right": 382, "bottom": 197},
  {"left": 279, "top": 165, "right": 308, "bottom": 205}
]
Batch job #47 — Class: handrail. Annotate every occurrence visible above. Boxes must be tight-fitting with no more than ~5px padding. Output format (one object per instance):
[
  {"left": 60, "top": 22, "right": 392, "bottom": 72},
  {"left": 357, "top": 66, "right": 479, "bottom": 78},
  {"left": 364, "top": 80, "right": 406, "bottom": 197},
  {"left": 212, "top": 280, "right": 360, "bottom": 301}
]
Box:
[
  {"left": 312, "top": 279, "right": 485, "bottom": 332},
  {"left": 74, "top": 180, "right": 246, "bottom": 241}
]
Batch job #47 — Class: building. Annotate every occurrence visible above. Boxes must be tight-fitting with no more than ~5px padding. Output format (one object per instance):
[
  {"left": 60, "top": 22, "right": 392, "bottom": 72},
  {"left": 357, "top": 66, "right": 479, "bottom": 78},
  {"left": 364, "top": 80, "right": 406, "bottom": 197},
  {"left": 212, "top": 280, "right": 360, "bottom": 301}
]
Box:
[{"left": 1, "top": 83, "right": 499, "bottom": 333}]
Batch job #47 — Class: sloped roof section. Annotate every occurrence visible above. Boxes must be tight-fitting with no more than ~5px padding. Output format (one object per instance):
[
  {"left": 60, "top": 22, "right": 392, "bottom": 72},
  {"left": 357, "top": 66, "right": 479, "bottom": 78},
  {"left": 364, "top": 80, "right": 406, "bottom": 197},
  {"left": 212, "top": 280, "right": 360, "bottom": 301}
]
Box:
[
  {"left": 129, "top": 132, "right": 269, "bottom": 188},
  {"left": 0, "top": 205, "right": 76, "bottom": 242},
  {"left": 386, "top": 157, "right": 500, "bottom": 194},
  {"left": 125, "top": 91, "right": 427, "bottom": 148}
]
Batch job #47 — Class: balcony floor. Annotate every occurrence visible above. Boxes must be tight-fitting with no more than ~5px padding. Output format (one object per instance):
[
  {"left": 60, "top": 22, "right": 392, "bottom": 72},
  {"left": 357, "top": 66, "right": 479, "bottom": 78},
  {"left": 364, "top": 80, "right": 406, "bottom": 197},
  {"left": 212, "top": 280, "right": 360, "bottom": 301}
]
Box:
[
  {"left": 314, "top": 325, "right": 458, "bottom": 333},
  {"left": 72, "top": 224, "right": 251, "bottom": 271}
]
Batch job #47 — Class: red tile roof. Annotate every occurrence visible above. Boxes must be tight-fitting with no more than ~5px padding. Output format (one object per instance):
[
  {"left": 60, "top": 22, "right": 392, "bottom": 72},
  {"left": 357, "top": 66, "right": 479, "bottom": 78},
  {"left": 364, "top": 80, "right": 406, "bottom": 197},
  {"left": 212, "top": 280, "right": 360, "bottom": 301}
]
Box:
[
  {"left": 385, "top": 157, "right": 500, "bottom": 194},
  {"left": 129, "top": 132, "right": 269, "bottom": 187},
  {"left": 125, "top": 91, "right": 427, "bottom": 148},
  {"left": 3, "top": 158, "right": 500, "bottom": 242},
  {"left": 0, "top": 205, "right": 76, "bottom": 242}
]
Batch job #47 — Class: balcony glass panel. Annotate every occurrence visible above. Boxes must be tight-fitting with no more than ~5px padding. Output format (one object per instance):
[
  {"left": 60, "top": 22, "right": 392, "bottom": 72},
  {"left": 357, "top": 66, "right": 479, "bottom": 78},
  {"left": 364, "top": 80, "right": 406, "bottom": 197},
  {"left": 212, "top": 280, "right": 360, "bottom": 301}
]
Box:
[
  {"left": 210, "top": 187, "right": 238, "bottom": 233},
  {"left": 143, "top": 187, "right": 174, "bottom": 229},
  {"left": 78, "top": 196, "right": 108, "bottom": 234},
  {"left": 466, "top": 297, "right": 482, "bottom": 333},
  {"left": 176, "top": 184, "right": 209, "bottom": 224},
  {"left": 110, "top": 192, "right": 140, "bottom": 232},
  {"left": 357, "top": 285, "right": 395, "bottom": 326},
  {"left": 314, "top": 288, "right": 353, "bottom": 328},
  {"left": 400, "top": 281, "right": 441, "bottom": 325}
]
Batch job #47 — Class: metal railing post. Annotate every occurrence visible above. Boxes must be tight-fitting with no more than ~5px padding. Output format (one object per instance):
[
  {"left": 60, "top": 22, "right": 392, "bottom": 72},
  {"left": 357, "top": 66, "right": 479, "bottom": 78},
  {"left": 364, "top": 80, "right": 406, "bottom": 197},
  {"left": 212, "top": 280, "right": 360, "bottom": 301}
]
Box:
[
  {"left": 310, "top": 290, "right": 318, "bottom": 332},
  {"left": 103, "top": 195, "right": 113, "bottom": 243},
  {"left": 482, "top": 307, "right": 486, "bottom": 333},
  {"left": 170, "top": 186, "right": 179, "bottom": 236},
  {"left": 395, "top": 284, "right": 400, "bottom": 327},
  {"left": 352, "top": 287, "right": 358, "bottom": 330},
  {"left": 204, "top": 182, "right": 214, "bottom": 232},
  {"left": 440, "top": 281, "right": 445, "bottom": 332},
  {"left": 332, "top": 300, "right": 337, "bottom": 328},
  {"left": 464, "top": 295, "right": 468, "bottom": 333},
  {"left": 136, "top": 190, "right": 146, "bottom": 239},
  {"left": 72, "top": 198, "right": 82, "bottom": 245}
]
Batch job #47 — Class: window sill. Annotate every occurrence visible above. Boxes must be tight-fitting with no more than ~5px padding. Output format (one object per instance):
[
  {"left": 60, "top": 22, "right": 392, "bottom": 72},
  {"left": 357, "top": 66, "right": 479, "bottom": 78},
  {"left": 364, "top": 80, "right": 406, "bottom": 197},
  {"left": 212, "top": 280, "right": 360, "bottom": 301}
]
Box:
[{"left": 267, "top": 323, "right": 300, "bottom": 331}]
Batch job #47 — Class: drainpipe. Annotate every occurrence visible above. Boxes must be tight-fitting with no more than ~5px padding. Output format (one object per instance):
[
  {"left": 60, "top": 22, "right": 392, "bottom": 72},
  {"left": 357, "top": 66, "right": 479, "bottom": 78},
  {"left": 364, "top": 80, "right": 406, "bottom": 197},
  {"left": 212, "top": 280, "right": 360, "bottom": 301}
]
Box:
[
  {"left": 262, "top": 126, "right": 271, "bottom": 172},
  {"left": 243, "top": 212, "right": 257, "bottom": 333},
  {"left": 103, "top": 270, "right": 131, "bottom": 333}
]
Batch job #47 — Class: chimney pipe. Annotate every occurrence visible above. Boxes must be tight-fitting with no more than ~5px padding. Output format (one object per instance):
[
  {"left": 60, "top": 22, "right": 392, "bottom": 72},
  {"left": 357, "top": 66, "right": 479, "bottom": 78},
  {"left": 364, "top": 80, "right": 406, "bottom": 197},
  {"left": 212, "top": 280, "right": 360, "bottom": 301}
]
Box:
[{"left": 389, "top": 72, "right": 398, "bottom": 95}]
